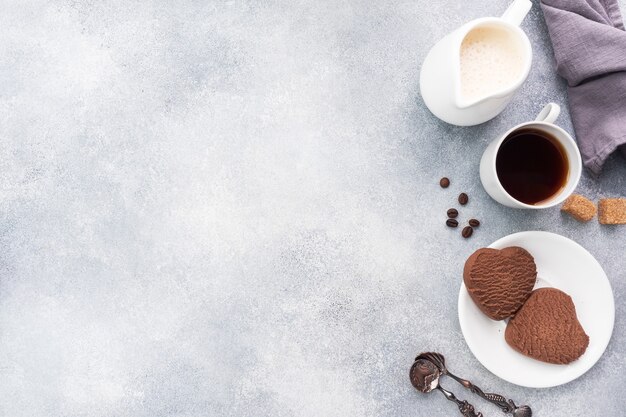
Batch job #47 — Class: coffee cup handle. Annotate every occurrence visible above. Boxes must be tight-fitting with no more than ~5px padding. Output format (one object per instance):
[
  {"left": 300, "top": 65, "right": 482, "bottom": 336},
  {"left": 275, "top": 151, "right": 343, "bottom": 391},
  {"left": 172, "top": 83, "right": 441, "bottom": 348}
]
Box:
[
  {"left": 501, "top": 0, "right": 532, "bottom": 26},
  {"left": 535, "top": 103, "right": 560, "bottom": 124}
]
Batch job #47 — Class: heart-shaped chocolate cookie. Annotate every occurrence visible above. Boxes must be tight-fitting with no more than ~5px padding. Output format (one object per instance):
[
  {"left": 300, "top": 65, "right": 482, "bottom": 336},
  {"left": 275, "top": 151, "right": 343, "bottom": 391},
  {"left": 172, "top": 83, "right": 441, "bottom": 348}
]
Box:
[
  {"left": 463, "top": 247, "right": 536, "bottom": 321},
  {"left": 505, "top": 288, "right": 589, "bottom": 364}
]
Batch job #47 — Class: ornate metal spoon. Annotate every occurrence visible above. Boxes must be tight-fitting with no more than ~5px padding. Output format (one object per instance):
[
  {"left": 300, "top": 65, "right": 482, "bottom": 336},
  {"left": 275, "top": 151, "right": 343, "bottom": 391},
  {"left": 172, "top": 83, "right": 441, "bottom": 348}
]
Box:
[
  {"left": 416, "top": 352, "right": 532, "bottom": 417},
  {"left": 410, "top": 358, "right": 483, "bottom": 417}
]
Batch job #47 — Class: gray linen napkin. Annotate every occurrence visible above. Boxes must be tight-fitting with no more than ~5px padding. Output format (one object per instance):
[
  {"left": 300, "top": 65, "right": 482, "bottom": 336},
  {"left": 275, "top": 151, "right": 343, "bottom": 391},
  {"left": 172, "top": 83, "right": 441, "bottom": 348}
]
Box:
[{"left": 540, "top": 0, "right": 626, "bottom": 175}]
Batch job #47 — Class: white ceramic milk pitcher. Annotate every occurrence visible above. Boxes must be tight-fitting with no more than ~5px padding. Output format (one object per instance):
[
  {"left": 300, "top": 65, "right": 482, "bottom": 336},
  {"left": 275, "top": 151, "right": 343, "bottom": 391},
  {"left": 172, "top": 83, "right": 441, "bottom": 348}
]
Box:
[{"left": 420, "top": 0, "right": 533, "bottom": 126}]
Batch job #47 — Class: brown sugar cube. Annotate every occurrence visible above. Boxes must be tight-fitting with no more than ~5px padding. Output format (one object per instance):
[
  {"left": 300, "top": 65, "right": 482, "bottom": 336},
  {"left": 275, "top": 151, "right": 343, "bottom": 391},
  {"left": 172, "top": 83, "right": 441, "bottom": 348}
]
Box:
[
  {"left": 561, "top": 194, "right": 596, "bottom": 222},
  {"left": 598, "top": 198, "right": 626, "bottom": 224}
]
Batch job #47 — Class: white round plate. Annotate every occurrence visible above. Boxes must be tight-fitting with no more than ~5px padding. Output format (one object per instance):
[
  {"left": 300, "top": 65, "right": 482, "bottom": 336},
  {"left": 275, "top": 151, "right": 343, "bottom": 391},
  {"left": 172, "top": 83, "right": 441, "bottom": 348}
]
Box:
[{"left": 458, "top": 231, "right": 615, "bottom": 388}]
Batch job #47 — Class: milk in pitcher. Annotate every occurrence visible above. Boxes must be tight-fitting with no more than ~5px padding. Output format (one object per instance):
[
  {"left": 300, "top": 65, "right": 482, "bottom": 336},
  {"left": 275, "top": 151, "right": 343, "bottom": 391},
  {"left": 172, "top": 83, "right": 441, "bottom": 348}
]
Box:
[{"left": 459, "top": 26, "right": 526, "bottom": 102}]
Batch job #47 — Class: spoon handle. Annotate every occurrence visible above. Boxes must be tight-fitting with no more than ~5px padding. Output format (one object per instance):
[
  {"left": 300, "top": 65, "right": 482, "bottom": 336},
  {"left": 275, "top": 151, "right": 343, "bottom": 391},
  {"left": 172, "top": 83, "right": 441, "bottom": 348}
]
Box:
[
  {"left": 447, "top": 373, "right": 516, "bottom": 413},
  {"left": 436, "top": 386, "right": 483, "bottom": 417}
]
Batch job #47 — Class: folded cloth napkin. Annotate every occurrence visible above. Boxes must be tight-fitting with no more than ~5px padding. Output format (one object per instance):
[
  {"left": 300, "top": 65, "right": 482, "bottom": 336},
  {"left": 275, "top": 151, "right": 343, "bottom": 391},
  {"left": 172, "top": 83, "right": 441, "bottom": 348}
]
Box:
[{"left": 540, "top": 0, "right": 626, "bottom": 175}]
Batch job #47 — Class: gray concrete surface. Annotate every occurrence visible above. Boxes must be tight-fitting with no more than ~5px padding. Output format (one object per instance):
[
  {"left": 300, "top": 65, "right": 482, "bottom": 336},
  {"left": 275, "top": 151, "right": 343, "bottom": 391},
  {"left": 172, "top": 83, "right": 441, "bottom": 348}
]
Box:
[{"left": 0, "top": 1, "right": 625, "bottom": 416}]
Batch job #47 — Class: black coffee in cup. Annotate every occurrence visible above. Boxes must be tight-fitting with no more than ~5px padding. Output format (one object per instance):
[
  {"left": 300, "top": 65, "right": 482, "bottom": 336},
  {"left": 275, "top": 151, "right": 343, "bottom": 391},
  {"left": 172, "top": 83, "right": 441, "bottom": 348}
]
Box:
[{"left": 495, "top": 128, "right": 569, "bottom": 205}]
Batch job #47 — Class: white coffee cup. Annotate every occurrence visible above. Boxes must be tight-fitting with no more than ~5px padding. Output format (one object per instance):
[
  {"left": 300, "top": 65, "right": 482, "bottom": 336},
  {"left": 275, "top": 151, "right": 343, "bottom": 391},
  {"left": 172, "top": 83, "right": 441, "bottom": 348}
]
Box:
[{"left": 480, "top": 103, "right": 582, "bottom": 209}]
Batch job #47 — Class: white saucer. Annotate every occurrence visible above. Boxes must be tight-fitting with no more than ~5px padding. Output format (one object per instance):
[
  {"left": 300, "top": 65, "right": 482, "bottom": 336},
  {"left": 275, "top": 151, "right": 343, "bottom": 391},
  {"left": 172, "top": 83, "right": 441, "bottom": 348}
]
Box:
[{"left": 458, "top": 231, "right": 615, "bottom": 388}]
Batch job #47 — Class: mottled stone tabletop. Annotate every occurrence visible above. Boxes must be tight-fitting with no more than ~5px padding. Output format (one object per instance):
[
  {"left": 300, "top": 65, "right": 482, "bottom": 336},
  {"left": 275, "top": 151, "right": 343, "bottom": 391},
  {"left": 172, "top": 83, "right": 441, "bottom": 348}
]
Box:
[{"left": 1, "top": 1, "right": 625, "bottom": 416}]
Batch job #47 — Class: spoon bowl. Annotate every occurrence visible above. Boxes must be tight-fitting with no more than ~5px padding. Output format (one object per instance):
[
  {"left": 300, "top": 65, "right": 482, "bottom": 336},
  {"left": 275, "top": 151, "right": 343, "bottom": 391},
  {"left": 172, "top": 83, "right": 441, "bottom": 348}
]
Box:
[
  {"left": 410, "top": 358, "right": 483, "bottom": 417},
  {"left": 410, "top": 359, "right": 441, "bottom": 393}
]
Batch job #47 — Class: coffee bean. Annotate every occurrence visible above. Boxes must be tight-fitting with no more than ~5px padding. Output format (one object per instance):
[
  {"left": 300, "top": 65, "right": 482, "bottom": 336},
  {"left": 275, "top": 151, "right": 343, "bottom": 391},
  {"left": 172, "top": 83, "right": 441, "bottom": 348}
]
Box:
[
  {"left": 446, "top": 218, "right": 459, "bottom": 228},
  {"left": 440, "top": 177, "right": 450, "bottom": 188},
  {"left": 458, "top": 193, "right": 469, "bottom": 205},
  {"left": 462, "top": 226, "right": 473, "bottom": 238},
  {"left": 447, "top": 208, "right": 459, "bottom": 218},
  {"left": 469, "top": 218, "right": 480, "bottom": 227}
]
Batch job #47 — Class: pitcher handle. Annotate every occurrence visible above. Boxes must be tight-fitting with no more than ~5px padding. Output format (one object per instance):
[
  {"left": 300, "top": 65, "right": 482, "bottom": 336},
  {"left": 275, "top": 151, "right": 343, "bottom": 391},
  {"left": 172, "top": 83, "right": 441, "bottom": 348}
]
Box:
[
  {"left": 535, "top": 103, "right": 561, "bottom": 124},
  {"left": 501, "top": 0, "right": 532, "bottom": 26}
]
